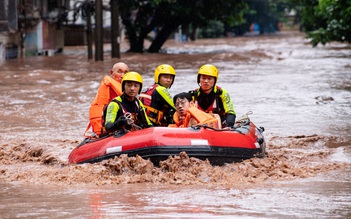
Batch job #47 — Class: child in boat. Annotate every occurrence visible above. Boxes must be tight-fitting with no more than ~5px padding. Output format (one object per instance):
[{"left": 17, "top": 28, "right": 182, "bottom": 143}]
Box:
[
  {"left": 104, "top": 72, "right": 152, "bottom": 133},
  {"left": 139, "top": 64, "right": 176, "bottom": 126},
  {"left": 85, "top": 62, "right": 130, "bottom": 137},
  {"left": 189, "top": 64, "right": 236, "bottom": 128},
  {"left": 169, "top": 92, "right": 221, "bottom": 129}
]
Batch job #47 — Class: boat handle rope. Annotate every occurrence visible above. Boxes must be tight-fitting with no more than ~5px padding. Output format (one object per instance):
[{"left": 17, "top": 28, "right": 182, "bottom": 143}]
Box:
[
  {"left": 193, "top": 125, "right": 246, "bottom": 135},
  {"left": 192, "top": 124, "right": 236, "bottom": 132},
  {"left": 124, "top": 112, "right": 142, "bottom": 131},
  {"left": 236, "top": 111, "right": 253, "bottom": 124}
]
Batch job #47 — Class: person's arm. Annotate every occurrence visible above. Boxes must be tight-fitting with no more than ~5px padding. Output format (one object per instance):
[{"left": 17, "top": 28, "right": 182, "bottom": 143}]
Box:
[
  {"left": 104, "top": 101, "right": 123, "bottom": 132},
  {"left": 220, "top": 89, "right": 236, "bottom": 126}
]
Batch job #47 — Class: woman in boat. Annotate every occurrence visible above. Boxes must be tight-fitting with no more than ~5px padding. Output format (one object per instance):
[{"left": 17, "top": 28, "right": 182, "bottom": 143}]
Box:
[
  {"left": 139, "top": 64, "right": 177, "bottom": 126},
  {"left": 169, "top": 92, "right": 220, "bottom": 128},
  {"left": 104, "top": 72, "right": 152, "bottom": 133},
  {"left": 85, "top": 62, "right": 130, "bottom": 137},
  {"left": 189, "top": 64, "right": 236, "bottom": 127}
]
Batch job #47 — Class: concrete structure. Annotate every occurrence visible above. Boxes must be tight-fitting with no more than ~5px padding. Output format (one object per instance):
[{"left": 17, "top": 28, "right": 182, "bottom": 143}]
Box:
[
  {"left": 0, "top": 0, "right": 66, "bottom": 61},
  {"left": 0, "top": 0, "right": 117, "bottom": 61}
]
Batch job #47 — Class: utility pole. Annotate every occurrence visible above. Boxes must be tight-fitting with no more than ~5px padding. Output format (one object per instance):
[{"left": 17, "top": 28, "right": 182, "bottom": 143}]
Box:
[
  {"left": 86, "top": 7, "right": 93, "bottom": 59},
  {"left": 95, "top": 0, "right": 103, "bottom": 61},
  {"left": 110, "top": 0, "right": 120, "bottom": 58}
]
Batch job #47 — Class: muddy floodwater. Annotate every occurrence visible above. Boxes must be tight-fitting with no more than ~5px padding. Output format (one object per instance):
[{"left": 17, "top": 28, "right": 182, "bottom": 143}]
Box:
[{"left": 0, "top": 31, "right": 350, "bottom": 218}]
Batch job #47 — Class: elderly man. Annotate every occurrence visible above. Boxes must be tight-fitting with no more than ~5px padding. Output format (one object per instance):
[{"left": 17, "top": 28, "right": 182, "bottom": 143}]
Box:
[{"left": 85, "top": 62, "right": 130, "bottom": 137}]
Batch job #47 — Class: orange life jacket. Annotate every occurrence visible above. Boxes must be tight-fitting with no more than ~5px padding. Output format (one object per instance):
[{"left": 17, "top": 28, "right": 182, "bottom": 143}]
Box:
[
  {"left": 84, "top": 76, "right": 122, "bottom": 137},
  {"left": 169, "top": 106, "right": 220, "bottom": 129}
]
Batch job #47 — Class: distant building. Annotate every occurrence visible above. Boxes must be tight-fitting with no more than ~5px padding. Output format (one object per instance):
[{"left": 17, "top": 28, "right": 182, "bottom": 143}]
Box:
[
  {"left": 0, "top": 0, "right": 67, "bottom": 61},
  {"left": 63, "top": 0, "right": 112, "bottom": 46},
  {"left": 0, "top": 0, "right": 121, "bottom": 61}
]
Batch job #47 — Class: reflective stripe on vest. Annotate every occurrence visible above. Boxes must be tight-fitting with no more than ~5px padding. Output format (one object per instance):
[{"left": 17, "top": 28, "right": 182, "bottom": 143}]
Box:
[{"left": 139, "top": 84, "right": 163, "bottom": 125}]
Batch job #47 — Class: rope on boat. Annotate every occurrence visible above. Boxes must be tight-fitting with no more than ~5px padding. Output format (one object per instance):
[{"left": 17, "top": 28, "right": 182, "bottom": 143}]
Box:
[
  {"left": 192, "top": 124, "right": 227, "bottom": 131},
  {"left": 124, "top": 112, "right": 142, "bottom": 131},
  {"left": 236, "top": 111, "right": 253, "bottom": 124},
  {"left": 234, "top": 111, "right": 264, "bottom": 133}
]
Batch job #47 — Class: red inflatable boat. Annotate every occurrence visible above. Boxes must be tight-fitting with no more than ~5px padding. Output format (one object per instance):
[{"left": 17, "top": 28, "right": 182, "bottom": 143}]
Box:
[{"left": 68, "top": 117, "right": 266, "bottom": 166}]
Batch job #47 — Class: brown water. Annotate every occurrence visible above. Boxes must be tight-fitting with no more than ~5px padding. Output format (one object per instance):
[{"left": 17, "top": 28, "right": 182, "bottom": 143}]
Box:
[{"left": 0, "top": 31, "right": 350, "bottom": 218}]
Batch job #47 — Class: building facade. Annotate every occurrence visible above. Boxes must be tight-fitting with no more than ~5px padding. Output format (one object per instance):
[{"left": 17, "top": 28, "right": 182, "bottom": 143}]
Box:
[{"left": 0, "top": 0, "right": 68, "bottom": 61}]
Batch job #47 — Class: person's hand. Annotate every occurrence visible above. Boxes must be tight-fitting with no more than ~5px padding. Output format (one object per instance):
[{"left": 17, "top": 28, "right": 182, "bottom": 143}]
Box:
[
  {"left": 226, "top": 114, "right": 236, "bottom": 127},
  {"left": 116, "top": 116, "right": 127, "bottom": 127}
]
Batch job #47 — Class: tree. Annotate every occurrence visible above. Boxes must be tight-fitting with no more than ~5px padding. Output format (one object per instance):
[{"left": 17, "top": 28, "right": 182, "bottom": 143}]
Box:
[
  {"left": 307, "top": 0, "right": 351, "bottom": 46},
  {"left": 17, "top": 1, "right": 41, "bottom": 57},
  {"left": 118, "top": 0, "right": 246, "bottom": 53},
  {"left": 226, "top": 0, "right": 291, "bottom": 36},
  {"left": 292, "top": 0, "right": 351, "bottom": 46}
]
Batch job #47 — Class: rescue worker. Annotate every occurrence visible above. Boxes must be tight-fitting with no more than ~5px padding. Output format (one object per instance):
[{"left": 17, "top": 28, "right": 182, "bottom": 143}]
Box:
[
  {"left": 85, "top": 62, "right": 129, "bottom": 137},
  {"left": 189, "top": 64, "right": 236, "bottom": 127},
  {"left": 104, "top": 72, "right": 152, "bottom": 133},
  {"left": 169, "top": 92, "right": 220, "bottom": 128},
  {"left": 139, "top": 64, "right": 176, "bottom": 126}
]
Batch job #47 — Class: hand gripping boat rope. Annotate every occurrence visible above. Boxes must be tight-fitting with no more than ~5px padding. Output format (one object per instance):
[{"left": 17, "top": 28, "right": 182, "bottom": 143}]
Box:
[{"left": 124, "top": 112, "right": 142, "bottom": 131}]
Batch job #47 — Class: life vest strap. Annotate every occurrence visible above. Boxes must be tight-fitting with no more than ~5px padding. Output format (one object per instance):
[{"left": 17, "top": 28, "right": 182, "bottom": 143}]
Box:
[
  {"left": 83, "top": 122, "right": 100, "bottom": 139},
  {"left": 139, "top": 93, "right": 151, "bottom": 100},
  {"left": 83, "top": 123, "right": 91, "bottom": 137},
  {"left": 144, "top": 105, "right": 163, "bottom": 125}
]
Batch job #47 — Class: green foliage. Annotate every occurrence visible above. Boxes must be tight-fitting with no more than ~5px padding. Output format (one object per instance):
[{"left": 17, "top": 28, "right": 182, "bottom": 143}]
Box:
[
  {"left": 118, "top": 0, "right": 247, "bottom": 52},
  {"left": 299, "top": 0, "right": 324, "bottom": 32},
  {"left": 227, "top": 0, "right": 290, "bottom": 35},
  {"left": 296, "top": 0, "right": 351, "bottom": 46},
  {"left": 198, "top": 21, "right": 225, "bottom": 38}
]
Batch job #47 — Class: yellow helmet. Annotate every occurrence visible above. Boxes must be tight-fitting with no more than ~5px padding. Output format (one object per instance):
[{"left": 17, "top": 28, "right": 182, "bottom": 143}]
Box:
[
  {"left": 197, "top": 64, "right": 218, "bottom": 85},
  {"left": 154, "top": 64, "right": 176, "bottom": 86},
  {"left": 122, "top": 71, "right": 143, "bottom": 94}
]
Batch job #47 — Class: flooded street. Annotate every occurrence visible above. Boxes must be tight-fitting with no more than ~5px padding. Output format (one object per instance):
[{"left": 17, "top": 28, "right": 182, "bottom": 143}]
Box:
[{"left": 0, "top": 31, "right": 350, "bottom": 218}]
